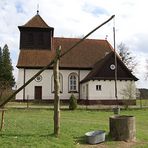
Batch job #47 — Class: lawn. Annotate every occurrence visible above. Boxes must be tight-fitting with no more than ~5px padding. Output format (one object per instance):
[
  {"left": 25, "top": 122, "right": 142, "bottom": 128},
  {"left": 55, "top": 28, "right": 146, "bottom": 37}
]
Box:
[
  {"left": 0, "top": 107, "right": 148, "bottom": 148},
  {"left": 136, "top": 99, "right": 148, "bottom": 107}
]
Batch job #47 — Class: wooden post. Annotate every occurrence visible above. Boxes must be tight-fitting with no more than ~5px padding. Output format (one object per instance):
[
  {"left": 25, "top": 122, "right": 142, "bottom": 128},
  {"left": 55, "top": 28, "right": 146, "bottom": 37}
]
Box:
[
  {"left": 53, "top": 46, "right": 61, "bottom": 137},
  {"left": 0, "top": 109, "right": 7, "bottom": 131},
  {"left": 140, "top": 97, "right": 142, "bottom": 109},
  {"left": 27, "top": 95, "right": 29, "bottom": 109}
]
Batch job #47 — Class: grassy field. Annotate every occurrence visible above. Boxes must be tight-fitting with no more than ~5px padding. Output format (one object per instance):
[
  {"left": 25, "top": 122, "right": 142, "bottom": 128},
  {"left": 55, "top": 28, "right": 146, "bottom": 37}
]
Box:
[
  {"left": 0, "top": 107, "right": 148, "bottom": 148},
  {"left": 136, "top": 99, "right": 148, "bottom": 107}
]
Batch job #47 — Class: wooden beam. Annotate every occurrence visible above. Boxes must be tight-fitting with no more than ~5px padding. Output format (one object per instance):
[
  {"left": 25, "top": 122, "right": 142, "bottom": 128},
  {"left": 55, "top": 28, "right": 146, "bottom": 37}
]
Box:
[{"left": 53, "top": 46, "right": 61, "bottom": 137}]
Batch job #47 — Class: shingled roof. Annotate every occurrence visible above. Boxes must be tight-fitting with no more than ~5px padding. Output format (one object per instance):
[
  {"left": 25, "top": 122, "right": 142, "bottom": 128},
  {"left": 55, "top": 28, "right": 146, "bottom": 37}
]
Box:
[
  {"left": 81, "top": 51, "right": 138, "bottom": 82},
  {"left": 17, "top": 50, "right": 55, "bottom": 68},
  {"left": 17, "top": 38, "right": 114, "bottom": 69},
  {"left": 20, "top": 14, "right": 52, "bottom": 28}
]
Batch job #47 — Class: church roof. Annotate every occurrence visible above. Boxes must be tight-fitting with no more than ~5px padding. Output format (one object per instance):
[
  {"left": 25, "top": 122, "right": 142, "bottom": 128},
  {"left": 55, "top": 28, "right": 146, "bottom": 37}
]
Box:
[
  {"left": 17, "top": 50, "right": 55, "bottom": 68},
  {"left": 20, "top": 14, "right": 52, "bottom": 28},
  {"left": 17, "top": 38, "right": 113, "bottom": 69},
  {"left": 17, "top": 14, "right": 138, "bottom": 82},
  {"left": 81, "top": 51, "right": 138, "bottom": 82}
]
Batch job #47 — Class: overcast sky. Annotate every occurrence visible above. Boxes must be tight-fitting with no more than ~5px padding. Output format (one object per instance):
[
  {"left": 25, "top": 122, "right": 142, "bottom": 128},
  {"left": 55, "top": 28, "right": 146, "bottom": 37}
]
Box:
[{"left": 0, "top": 0, "right": 148, "bottom": 88}]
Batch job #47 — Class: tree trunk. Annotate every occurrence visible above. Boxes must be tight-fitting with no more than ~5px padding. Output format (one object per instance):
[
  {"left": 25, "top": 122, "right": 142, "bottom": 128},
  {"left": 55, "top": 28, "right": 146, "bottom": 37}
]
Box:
[
  {"left": 53, "top": 46, "right": 61, "bottom": 137},
  {"left": 109, "top": 115, "right": 136, "bottom": 141}
]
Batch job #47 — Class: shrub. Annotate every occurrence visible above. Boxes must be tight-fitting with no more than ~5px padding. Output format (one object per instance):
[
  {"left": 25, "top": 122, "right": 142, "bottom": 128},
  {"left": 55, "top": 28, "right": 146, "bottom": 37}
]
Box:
[{"left": 69, "top": 94, "right": 77, "bottom": 110}]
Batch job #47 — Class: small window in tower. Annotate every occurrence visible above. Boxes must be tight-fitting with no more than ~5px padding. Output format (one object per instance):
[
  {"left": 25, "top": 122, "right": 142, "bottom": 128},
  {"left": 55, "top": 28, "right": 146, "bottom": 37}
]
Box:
[{"left": 96, "top": 85, "right": 102, "bottom": 91}]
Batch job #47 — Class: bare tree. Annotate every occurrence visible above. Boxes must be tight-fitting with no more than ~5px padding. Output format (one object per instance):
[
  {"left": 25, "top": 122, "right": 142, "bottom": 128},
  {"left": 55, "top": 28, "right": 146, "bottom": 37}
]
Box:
[
  {"left": 145, "top": 59, "right": 148, "bottom": 80},
  {"left": 117, "top": 42, "right": 137, "bottom": 72},
  {"left": 120, "top": 81, "right": 136, "bottom": 109}
]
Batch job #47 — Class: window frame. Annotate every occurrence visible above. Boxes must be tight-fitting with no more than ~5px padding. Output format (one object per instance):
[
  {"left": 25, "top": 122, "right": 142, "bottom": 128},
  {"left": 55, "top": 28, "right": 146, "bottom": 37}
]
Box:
[
  {"left": 68, "top": 73, "right": 78, "bottom": 93},
  {"left": 96, "top": 85, "right": 102, "bottom": 91}
]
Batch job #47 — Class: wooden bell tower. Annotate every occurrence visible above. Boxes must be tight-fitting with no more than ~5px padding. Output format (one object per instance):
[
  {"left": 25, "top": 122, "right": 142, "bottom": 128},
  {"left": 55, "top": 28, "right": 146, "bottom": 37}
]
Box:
[{"left": 18, "top": 12, "right": 54, "bottom": 50}]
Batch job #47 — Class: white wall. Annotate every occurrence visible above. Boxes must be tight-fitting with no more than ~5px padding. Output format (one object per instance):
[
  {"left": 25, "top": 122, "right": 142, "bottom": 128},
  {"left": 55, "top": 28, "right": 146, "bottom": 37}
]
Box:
[
  {"left": 15, "top": 68, "right": 24, "bottom": 100},
  {"left": 16, "top": 68, "right": 137, "bottom": 101},
  {"left": 16, "top": 68, "right": 90, "bottom": 100},
  {"left": 16, "top": 69, "right": 52, "bottom": 100},
  {"left": 80, "top": 80, "right": 136, "bottom": 100}
]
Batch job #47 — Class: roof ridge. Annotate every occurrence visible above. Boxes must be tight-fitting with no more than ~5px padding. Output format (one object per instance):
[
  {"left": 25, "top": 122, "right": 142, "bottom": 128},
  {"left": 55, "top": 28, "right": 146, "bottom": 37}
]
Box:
[{"left": 54, "top": 37, "right": 107, "bottom": 41}]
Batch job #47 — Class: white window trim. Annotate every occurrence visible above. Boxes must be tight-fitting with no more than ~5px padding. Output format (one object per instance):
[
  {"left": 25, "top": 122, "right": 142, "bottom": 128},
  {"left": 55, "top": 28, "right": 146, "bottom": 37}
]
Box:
[
  {"left": 96, "top": 85, "right": 102, "bottom": 91},
  {"left": 68, "top": 73, "right": 78, "bottom": 92}
]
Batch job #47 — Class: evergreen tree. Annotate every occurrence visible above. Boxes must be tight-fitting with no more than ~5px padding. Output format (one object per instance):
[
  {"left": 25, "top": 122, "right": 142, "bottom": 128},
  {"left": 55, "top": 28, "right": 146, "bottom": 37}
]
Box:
[
  {"left": 0, "top": 47, "right": 2, "bottom": 81},
  {"left": 2, "top": 44, "right": 15, "bottom": 87},
  {"left": 69, "top": 94, "right": 77, "bottom": 110}
]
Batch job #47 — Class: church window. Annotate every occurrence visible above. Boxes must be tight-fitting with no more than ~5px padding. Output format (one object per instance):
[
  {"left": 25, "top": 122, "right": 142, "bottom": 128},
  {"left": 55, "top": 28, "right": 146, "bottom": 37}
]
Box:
[
  {"left": 35, "top": 75, "right": 42, "bottom": 82},
  {"left": 69, "top": 73, "right": 78, "bottom": 92}
]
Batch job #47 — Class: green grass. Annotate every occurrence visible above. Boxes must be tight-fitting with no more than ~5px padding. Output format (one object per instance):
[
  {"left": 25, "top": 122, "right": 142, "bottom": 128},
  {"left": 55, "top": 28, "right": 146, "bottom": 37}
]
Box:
[
  {"left": 0, "top": 108, "right": 148, "bottom": 148},
  {"left": 136, "top": 99, "right": 148, "bottom": 107}
]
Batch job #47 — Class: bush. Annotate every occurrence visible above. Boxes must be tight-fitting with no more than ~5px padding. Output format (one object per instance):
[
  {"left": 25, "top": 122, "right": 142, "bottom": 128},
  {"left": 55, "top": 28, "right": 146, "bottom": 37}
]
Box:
[
  {"left": 0, "top": 88, "right": 15, "bottom": 103},
  {"left": 69, "top": 94, "right": 77, "bottom": 110}
]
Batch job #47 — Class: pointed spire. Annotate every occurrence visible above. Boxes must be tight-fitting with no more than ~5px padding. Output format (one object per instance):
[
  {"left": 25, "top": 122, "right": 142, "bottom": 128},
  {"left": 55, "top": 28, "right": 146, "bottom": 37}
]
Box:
[{"left": 37, "top": 4, "right": 39, "bottom": 15}]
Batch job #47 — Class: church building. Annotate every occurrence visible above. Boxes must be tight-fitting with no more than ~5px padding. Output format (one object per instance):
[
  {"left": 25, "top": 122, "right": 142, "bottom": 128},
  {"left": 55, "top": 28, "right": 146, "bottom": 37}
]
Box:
[{"left": 16, "top": 13, "right": 138, "bottom": 105}]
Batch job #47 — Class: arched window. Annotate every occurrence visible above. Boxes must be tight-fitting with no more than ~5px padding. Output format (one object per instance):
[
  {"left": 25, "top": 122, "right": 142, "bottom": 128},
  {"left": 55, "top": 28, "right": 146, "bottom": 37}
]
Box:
[
  {"left": 51, "top": 73, "right": 63, "bottom": 93},
  {"left": 68, "top": 73, "right": 78, "bottom": 92}
]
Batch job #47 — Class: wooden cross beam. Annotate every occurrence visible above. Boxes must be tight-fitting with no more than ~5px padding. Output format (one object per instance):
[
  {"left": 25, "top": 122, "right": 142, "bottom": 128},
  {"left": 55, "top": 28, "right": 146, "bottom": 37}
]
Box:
[{"left": 0, "top": 108, "right": 7, "bottom": 131}]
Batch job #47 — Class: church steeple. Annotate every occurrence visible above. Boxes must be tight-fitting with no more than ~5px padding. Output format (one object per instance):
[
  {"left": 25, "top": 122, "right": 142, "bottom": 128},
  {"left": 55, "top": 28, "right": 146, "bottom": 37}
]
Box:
[
  {"left": 21, "top": 14, "right": 51, "bottom": 28},
  {"left": 18, "top": 14, "right": 54, "bottom": 50}
]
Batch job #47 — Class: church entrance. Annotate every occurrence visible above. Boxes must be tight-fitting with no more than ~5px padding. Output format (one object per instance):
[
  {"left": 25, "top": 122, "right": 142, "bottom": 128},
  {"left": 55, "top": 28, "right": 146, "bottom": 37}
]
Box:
[{"left": 35, "top": 86, "right": 42, "bottom": 100}]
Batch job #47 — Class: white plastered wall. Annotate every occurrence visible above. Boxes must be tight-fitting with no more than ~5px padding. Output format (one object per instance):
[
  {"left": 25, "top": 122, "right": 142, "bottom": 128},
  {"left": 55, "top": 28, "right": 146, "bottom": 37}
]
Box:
[
  {"left": 16, "top": 68, "right": 90, "bottom": 100},
  {"left": 80, "top": 80, "right": 136, "bottom": 100}
]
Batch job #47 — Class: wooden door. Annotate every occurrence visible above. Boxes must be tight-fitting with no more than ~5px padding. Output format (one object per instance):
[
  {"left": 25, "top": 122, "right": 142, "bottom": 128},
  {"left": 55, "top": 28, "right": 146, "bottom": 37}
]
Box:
[{"left": 35, "top": 86, "right": 42, "bottom": 100}]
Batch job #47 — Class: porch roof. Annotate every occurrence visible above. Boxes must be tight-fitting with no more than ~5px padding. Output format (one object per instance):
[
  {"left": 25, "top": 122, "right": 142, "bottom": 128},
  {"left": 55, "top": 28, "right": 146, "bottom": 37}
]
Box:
[{"left": 81, "top": 51, "right": 138, "bottom": 82}]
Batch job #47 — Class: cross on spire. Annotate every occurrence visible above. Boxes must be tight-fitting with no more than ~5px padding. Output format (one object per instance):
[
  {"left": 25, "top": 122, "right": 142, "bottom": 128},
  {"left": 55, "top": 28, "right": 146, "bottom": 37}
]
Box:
[{"left": 37, "top": 4, "right": 39, "bottom": 15}]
